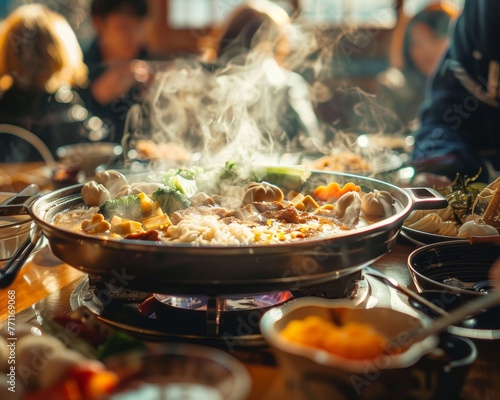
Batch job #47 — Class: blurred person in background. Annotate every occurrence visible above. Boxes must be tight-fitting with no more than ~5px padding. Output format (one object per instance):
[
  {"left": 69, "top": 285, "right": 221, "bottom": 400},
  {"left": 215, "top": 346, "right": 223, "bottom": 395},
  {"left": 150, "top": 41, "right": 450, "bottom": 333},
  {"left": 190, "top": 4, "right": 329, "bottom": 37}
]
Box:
[
  {"left": 202, "top": 0, "right": 323, "bottom": 153},
  {"left": 80, "top": 0, "right": 149, "bottom": 145},
  {"left": 0, "top": 4, "right": 108, "bottom": 163},
  {"left": 412, "top": 0, "right": 500, "bottom": 183},
  {"left": 377, "top": 5, "right": 456, "bottom": 130}
]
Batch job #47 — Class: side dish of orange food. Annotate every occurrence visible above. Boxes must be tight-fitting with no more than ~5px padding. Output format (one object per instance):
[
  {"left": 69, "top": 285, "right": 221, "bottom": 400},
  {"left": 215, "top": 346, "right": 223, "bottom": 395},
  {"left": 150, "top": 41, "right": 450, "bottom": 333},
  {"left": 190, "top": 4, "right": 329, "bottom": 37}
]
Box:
[{"left": 280, "top": 316, "right": 387, "bottom": 360}]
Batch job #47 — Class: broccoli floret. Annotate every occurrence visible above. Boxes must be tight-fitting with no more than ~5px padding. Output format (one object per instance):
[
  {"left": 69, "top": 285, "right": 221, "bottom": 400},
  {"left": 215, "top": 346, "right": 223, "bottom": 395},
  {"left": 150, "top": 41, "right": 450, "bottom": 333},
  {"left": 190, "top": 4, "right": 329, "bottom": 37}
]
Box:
[
  {"left": 151, "top": 186, "right": 190, "bottom": 216},
  {"left": 99, "top": 194, "right": 142, "bottom": 221}
]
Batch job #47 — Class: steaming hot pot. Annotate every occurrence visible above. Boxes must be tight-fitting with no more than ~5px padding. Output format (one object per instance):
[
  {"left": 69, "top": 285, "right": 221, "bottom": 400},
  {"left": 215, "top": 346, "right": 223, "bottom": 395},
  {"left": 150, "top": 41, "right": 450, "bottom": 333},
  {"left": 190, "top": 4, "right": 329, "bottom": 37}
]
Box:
[{"left": 0, "top": 169, "right": 446, "bottom": 294}]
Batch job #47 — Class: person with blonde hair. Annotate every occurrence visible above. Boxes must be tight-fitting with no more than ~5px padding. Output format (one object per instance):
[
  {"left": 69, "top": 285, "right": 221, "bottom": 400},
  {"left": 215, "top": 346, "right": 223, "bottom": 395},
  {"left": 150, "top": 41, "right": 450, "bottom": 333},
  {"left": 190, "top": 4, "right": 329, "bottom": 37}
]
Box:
[{"left": 0, "top": 4, "right": 108, "bottom": 163}]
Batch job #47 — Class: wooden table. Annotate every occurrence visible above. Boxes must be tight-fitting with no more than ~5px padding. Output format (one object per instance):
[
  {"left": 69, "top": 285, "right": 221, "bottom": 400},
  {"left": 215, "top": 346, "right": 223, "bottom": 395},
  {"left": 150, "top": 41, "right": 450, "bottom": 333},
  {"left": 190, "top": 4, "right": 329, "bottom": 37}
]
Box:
[
  {"left": 2, "top": 239, "right": 500, "bottom": 399},
  {"left": 0, "top": 162, "right": 52, "bottom": 192}
]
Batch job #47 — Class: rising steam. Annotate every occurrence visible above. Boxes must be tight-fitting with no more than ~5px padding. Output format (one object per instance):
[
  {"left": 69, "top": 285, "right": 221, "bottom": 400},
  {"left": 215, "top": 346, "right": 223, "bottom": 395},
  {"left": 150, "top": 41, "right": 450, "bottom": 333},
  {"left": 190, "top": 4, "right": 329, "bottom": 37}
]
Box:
[{"left": 122, "top": 8, "right": 404, "bottom": 170}]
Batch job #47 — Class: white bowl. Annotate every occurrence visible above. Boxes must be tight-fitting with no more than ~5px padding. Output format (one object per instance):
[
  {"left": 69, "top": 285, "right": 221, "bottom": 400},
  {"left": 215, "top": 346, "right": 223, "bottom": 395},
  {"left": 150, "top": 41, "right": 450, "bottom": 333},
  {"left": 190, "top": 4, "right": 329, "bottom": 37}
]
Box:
[
  {"left": 260, "top": 298, "right": 438, "bottom": 399},
  {"left": 56, "top": 142, "right": 122, "bottom": 177},
  {"left": 0, "top": 192, "right": 33, "bottom": 260}
]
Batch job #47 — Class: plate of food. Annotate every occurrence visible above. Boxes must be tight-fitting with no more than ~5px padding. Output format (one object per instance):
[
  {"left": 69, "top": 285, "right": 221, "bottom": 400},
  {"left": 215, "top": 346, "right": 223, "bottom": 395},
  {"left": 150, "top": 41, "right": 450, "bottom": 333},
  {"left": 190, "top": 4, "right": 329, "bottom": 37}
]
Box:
[
  {"left": 302, "top": 150, "right": 403, "bottom": 175},
  {"left": 401, "top": 172, "right": 500, "bottom": 245}
]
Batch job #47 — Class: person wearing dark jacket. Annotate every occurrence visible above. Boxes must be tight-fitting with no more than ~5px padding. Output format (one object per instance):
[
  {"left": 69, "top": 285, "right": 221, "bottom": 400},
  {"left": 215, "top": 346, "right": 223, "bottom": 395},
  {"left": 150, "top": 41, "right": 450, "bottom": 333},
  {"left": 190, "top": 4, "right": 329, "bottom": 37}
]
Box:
[
  {"left": 80, "top": 0, "right": 149, "bottom": 145},
  {"left": 412, "top": 0, "right": 500, "bottom": 181}
]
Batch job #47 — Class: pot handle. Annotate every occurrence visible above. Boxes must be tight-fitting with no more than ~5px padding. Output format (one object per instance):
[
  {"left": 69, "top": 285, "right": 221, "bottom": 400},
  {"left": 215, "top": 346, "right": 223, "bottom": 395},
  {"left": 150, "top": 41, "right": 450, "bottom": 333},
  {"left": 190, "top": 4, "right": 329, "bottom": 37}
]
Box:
[
  {"left": 0, "top": 226, "right": 43, "bottom": 288},
  {"left": 404, "top": 187, "right": 449, "bottom": 211},
  {"left": 0, "top": 184, "right": 40, "bottom": 216}
]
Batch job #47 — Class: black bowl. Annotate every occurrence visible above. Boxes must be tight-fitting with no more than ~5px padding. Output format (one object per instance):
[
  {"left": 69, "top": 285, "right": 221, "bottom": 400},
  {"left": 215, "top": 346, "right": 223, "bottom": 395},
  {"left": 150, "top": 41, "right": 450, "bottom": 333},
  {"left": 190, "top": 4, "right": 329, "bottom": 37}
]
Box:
[
  {"left": 407, "top": 240, "right": 500, "bottom": 298},
  {"left": 407, "top": 241, "right": 500, "bottom": 339}
]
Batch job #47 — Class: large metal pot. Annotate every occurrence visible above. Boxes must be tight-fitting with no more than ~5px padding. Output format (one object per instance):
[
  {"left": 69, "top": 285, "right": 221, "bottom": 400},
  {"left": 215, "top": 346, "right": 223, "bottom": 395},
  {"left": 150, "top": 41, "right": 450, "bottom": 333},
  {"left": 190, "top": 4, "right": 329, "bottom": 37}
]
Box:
[{"left": 1, "top": 170, "right": 447, "bottom": 294}]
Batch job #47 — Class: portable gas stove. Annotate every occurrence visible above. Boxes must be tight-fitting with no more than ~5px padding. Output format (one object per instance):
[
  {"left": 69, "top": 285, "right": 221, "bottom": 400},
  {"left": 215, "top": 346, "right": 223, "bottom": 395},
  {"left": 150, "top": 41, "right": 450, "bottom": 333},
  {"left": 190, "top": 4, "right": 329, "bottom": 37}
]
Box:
[{"left": 67, "top": 270, "right": 370, "bottom": 348}]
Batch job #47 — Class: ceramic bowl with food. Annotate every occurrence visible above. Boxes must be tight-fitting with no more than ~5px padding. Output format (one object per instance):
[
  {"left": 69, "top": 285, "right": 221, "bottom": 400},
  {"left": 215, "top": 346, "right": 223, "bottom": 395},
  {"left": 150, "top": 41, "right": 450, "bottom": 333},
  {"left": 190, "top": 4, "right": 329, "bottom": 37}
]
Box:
[
  {"left": 56, "top": 142, "right": 122, "bottom": 177},
  {"left": 260, "top": 298, "right": 440, "bottom": 400}
]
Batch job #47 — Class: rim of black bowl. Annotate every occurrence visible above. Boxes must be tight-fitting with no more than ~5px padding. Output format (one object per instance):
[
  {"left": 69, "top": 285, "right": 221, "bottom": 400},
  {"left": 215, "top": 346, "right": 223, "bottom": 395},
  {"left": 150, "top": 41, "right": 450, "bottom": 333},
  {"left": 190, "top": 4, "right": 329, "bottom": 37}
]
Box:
[{"left": 407, "top": 240, "right": 499, "bottom": 297}]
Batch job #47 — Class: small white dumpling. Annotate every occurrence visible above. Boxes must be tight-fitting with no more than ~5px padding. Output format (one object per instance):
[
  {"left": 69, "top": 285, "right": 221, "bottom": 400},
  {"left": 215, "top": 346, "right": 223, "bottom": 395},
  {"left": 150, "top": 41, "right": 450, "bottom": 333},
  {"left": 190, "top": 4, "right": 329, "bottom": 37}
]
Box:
[
  {"left": 407, "top": 213, "right": 442, "bottom": 234},
  {"left": 94, "top": 170, "right": 128, "bottom": 197},
  {"left": 335, "top": 191, "right": 361, "bottom": 226},
  {"left": 361, "top": 190, "right": 394, "bottom": 217},
  {"left": 436, "top": 205, "right": 454, "bottom": 221},
  {"left": 457, "top": 220, "right": 499, "bottom": 238},
  {"left": 114, "top": 182, "right": 164, "bottom": 199},
  {"left": 81, "top": 181, "right": 110, "bottom": 206},
  {"left": 404, "top": 210, "right": 428, "bottom": 225},
  {"left": 438, "top": 221, "right": 458, "bottom": 236}
]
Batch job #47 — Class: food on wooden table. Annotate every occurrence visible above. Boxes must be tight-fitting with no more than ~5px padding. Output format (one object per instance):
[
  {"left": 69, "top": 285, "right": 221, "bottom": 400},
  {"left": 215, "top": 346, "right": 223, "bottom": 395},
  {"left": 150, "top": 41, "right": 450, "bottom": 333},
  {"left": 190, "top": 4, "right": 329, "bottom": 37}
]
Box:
[
  {"left": 404, "top": 171, "right": 500, "bottom": 238},
  {"left": 135, "top": 139, "right": 192, "bottom": 164},
  {"left": 280, "top": 315, "right": 388, "bottom": 360},
  {"left": 308, "top": 151, "right": 372, "bottom": 173},
  {"left": 53, "top": 165, "right": 398, "bottom": 246}
]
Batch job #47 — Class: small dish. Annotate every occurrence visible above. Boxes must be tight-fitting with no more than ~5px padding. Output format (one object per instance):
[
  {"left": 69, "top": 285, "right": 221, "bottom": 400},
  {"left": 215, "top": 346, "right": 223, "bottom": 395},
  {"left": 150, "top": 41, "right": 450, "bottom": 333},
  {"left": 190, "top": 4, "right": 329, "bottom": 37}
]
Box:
[
  {"left": 260, "top": 298, "right": 439, "bottom": 399},
  {"left": 57, "top": 142, "right": 122, "bottom": 177},
  {"left": 104, "top": 343, "right": 251, "bottom": 400},
  {"left": 0, "top": 192, "right": 33, "bottom": 260}
]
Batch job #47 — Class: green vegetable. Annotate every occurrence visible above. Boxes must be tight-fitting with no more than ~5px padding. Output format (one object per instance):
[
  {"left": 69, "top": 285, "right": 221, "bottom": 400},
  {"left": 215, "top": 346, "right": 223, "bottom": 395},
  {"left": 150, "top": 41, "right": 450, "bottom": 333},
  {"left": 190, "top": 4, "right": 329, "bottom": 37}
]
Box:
[
  {"left": 157, "top": 167, "right": 200, "bottom": 198},
  {"left": 258, "top": 166, "right": 311, "bottom": 192},
  {"left": 151, "top": 186, "right": 191, "bottom": 216},
  {"left": 444, "top": 169, "right": 482, "bottom": 220},
  {"left": 99, "top": 194, "right": 142, "bottom": 221},
  {"left": 168, "top": 174, "right": 198, "bottom": 198}
]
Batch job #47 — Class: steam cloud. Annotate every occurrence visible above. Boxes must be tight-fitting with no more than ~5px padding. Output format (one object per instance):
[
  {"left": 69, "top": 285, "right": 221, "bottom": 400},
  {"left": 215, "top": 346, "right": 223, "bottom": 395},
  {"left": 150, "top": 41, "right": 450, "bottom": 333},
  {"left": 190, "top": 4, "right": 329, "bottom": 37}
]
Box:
[{"left": 122, "top": 12, "right": 404, "bottom": 170}]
